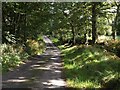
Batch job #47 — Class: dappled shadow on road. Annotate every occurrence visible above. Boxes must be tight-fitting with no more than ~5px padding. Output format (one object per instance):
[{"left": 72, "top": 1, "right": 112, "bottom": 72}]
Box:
[
  {"left": 2, "top": 54, "right": 65, "bottom": 88},
  {"left": 2, "top": 36, "right": 66, "bottom": 89},
  {"left": 2, "top": 55, "right": 46, "bottom": 88},
  {"left": 2, "top": 87, "right": 110, "bottom": 90}
]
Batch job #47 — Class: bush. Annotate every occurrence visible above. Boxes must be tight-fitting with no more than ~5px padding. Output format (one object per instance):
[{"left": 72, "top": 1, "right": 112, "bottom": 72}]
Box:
[
  {"left": 1, "top": 44, "right": 29, "bottom": 72},
  {"left": 25, "top": 39, "right": 45, "bottom": 55},
  {"left": 1, "top": 38, "right": 45, "bottom": 72}
]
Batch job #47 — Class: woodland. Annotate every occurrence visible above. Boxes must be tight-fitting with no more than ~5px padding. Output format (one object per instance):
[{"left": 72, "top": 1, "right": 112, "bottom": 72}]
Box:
[{"left": 1, "top": 2, "right": 120, "bottom": 89}]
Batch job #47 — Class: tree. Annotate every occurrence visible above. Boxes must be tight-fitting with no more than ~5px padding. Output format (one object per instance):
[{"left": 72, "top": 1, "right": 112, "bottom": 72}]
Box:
[
  {"left": 91, "top": 2, "right": 97, "bottom": 44},
  {"left": 112, "top": 2, "right": 120, "bottom": 39}
]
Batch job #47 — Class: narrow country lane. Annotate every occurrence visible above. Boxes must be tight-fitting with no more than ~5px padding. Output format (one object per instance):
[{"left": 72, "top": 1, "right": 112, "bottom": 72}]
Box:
[{"left": 2, "top": 36, "right": 66, "bottom": 90}]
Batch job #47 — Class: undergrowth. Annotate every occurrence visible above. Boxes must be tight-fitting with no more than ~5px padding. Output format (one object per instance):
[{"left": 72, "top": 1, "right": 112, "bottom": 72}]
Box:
[
  {"left": 1, "top": 44, "right": 29, "bottom": 72},
  {"left": 1, "top": 38, "right": 45, "bottom": 72}
]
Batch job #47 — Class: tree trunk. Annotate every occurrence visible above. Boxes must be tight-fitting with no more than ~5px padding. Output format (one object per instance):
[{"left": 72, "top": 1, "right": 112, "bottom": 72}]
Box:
[
  {"left": 70, "top": 22, "right": 75, "bottom": 45},
  {"left": 92, "top": 2, "right": 97, "bottom": 44},
  {"left": 84, "top": 31, "right": 88, "bottom": 45},
  {"left": 24, "top": 14, "right": 26, "bottom": 44},
  {"left": 112, "top": 3, "right": 120, "bottom": 40},
  {"left": 112, "top": 29, "right": 116, "bottom": 40}
]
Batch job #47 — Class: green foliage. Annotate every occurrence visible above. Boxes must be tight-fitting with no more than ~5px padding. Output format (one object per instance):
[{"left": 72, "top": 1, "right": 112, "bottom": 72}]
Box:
[
  {"left": 2, "top": 2, "right": 117, "bottom": 45},
  {"left": 97, "top": 17, "right": 110, "bottom": 35},
  {"left": 1, "top": 44, "right": 29, "bottom": 72},
  {"left": 60, "top": 44, "right": 120, "bottom": 89},
  {"left": 1, "top": 38, "right": 45, "bottom": 72},
  {"left": 2, "top": 2, "right": 46, "bottom": 72},
  {"left": 50, "top": 37, "right": 60, "bottom": 45},
  {"left": 25, "top": 39, "right": 45, "bottom": 55},
  {"left": 2, "top": 2, "right": 119, "bottom": 78}
]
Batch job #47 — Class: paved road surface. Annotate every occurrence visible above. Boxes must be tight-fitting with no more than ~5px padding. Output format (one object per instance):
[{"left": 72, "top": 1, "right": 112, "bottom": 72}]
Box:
[{"left": 2, "top": 36, "right": 66, "bottom": 90}]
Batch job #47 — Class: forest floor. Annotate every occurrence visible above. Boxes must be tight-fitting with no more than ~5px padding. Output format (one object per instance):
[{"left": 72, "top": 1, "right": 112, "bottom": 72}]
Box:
[{"left": 2, "top": 36, "right": 66, "bottom": 90}]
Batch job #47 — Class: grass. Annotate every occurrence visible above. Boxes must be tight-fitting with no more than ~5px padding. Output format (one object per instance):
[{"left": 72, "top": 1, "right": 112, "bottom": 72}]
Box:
[{"left": 59, "top": 44, "right": 120, "bottom": 89}]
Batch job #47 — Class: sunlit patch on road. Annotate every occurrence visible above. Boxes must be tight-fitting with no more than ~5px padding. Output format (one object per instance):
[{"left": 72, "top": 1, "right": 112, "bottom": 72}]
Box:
[
  {"left": 42, "top": 79, "right": 66, "bottom": 88},
  {"left": 2, "top": 36, "right": 66, "bottom": 89}
]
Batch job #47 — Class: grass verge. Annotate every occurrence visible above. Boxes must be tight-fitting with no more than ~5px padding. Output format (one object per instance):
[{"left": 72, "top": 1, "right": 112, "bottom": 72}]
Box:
[{"left": 59, "top": 44, "right": 120, "bottom": 89}]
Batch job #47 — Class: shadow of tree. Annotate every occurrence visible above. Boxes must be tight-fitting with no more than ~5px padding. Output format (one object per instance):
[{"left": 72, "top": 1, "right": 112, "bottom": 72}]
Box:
[
  {"left": 65, "top": 59, "right": 120, "bottom": 89},
  {"left": 63, "top": 45, "right": 120, "bottom": 90}
]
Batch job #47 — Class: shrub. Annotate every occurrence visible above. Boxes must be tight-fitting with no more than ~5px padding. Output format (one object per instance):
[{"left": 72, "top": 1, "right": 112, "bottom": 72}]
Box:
[
  {"left": 25, "top": 39, "right": 45, "bottom": 55},
  {"left": 1, "top": 44, "right": 29, "bottom": 72}
]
